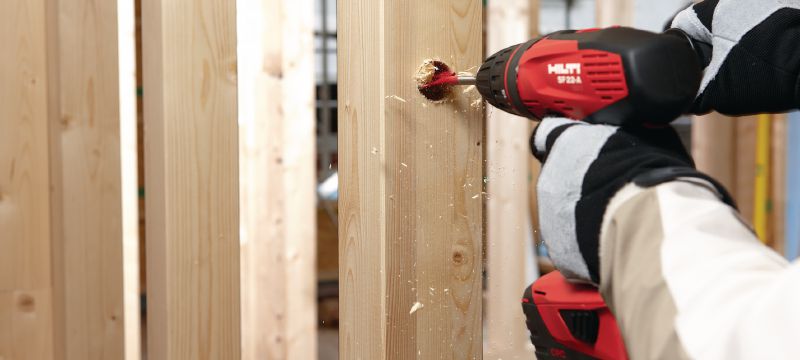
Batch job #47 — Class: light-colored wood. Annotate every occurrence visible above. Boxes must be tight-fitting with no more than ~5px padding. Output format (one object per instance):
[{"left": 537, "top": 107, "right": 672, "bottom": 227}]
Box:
[
  {"left": 528, "top": 0, "right": 542, "bottom": 242},
  {"left": 0, "top": 0, "right": 55, "bottom": 358},
  {"left": 142, "top": 0, "right": 240, "bottom": 358},
  {"left": 338, "top": 0, "right": 484, "bottom": 358},
  {"left": 484, "top": 0, "right": 536, "bottom": 358},
  {"left": 692, "top": 113, "right": 737, "bottom": 192},
  {"left": 237, "top": 0, "right": 317, "bottom": 357},
  {"left": 771, "top": 114, "right": 788, "bottom": 253},
  {"left": 48, "top": 0, "right": 141, "bottom": 358},
  {"left": 736, "top": 115, "right": 758, "bottom": 227},
  {"left": 596, "top": 0, "right": 634, "bottom": 27}
]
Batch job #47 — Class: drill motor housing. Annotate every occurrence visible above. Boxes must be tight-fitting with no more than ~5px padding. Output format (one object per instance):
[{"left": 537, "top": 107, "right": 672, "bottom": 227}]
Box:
[{"left": 476, "top": 27, "right": 707, "bottom": 126}]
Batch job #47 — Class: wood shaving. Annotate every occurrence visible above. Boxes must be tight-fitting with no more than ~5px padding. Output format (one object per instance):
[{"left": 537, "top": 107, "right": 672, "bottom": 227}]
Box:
[
  {"left": 409, "top": 301, "right": 424, "bottom": 315},
  {"left": 386, "top": 95, "right": 407, "bottom": 103},
  {"left": 414, "top": 59, "right": 439, "bottom": 86}
]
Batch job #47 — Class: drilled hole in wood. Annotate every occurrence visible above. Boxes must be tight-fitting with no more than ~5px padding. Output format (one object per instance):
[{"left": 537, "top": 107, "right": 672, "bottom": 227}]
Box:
[{"left": 416, "top": 59, "right": 454, "bottom": 102}]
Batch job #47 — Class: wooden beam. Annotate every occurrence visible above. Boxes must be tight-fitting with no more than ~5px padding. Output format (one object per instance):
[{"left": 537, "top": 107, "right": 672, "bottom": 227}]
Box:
[
  {"left": 338, "top": 0, "right": 484, "bottom": 358},
  {"left": 0, "top": 0, "right": 55, "bottom": 358},
  {"left": 596, "top": 0, "right": 634, "bottom": 27},
  {"left": 692, "top": 113, "right": 737, "bottom": 192},
  {"left": 48, "top": 0, "right": 141, "bottom": 358},
  {"left": 771, "top": 113, "right": 788, "bottom": 253},
  {"left": 142, "top": 0, "right": 240, "bottom": 358},
  {"left": 484, "top": 0, "right": 536, "bottom": 358},
  {"left": 237, "top": 0, "right": 317, "bottom": 357},
  {"left": 735, "top": 115, "right": 758, "bottom": 227}
]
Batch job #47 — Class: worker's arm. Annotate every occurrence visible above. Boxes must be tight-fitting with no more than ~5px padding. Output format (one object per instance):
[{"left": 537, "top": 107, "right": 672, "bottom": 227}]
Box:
[
  {"left": 671, "top": 0, "right": 800, "bottom": 115},
  {"left": 600, "top": 179, "right": 800, "bottom": 360},
  {"left": 534, "top": 117, "right": 800, "bottom": 359}
]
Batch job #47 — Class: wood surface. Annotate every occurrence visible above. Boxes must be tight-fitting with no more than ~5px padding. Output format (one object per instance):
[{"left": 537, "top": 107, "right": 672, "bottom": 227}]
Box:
[
  {"left": 735, "top": 116, "right": 758, "bottom": 228},
  {"left": 771, "top": 114, "right": 788, "bottom": 253},
  {"left": 142, "top": 0, "right": 241, "bottom": 358},
  {"left": 338, "top": 0, "right": 484, "bottom": 358},
  {"left": 237, "top": 0, "right": 317, "bottom": 358},
  {"left": 48, "top": 0, "right": 141, "bottom": 358},
  {"left": 596, "top": 0, "right": 634, "bottom": 27},
  {"left": 0, "top": 0, "right": 55, "bottom": 358},
  {"left": 484, "top": 0, "right": 537, "bottom": 358},
  {"left": 692, "top": 113, "right": 737, "bottom": 194}
]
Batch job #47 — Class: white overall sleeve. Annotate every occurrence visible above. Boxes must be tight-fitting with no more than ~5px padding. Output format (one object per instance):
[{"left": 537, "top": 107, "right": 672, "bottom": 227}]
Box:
[{"left": 598, "top": 180, "right": 800, "bottom": 360}]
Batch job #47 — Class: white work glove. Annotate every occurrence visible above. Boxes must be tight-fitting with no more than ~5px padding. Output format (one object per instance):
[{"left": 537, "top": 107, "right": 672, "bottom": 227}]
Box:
[
  {"left": 532, "top": 118, "right": 735, "bottom": 284},
  {"left": 671, "top": 0, "right": 800, "bottom": 115}
]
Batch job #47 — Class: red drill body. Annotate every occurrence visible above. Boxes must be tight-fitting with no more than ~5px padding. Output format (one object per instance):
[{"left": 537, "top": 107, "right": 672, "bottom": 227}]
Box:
[{"left": 475, "top": 27, "right": 708, "bottom": 126}]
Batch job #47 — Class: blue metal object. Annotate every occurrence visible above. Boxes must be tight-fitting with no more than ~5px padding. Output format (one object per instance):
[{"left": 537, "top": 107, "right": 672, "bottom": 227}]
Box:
[{"left": 786, "top": 112, "right": 800, "bottom": 260}]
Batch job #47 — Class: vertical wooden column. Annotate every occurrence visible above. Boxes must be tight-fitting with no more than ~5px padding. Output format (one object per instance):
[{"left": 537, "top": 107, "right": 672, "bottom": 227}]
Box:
[
  {"left": 0, "top": 1, "right": 55, "bottom": 358},
  {"left": 692, "top": 113, "right": 737, "bottom": 191},
  {"left": 142, "top": 0, "right": 240, "bottom": 358},
  {"left": 237, "top": 0, "right": 316, "bottom": 357},
  {"left": 771, "top": 114, "right": 788, "bottom": 252},
  {"left": 596, "top": 0, "right": 634, "bottom": 27},
  {"left": 484, "top": 0, "right": 537, "bottom": 358},
  {"left": 338, "top": 0, "right": 484, "bottom": 358},
  {"left": 49, "top": 0, "right": 141, "bottom": 358}
]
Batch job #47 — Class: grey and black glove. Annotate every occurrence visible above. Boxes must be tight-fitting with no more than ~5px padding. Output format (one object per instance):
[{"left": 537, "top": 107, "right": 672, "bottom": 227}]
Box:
[
  {"left": 671, "top": 0, "right": 800, "bottom": 115},
  {"left": 532, "top": 118, "right": 735, "bottom": 284}
]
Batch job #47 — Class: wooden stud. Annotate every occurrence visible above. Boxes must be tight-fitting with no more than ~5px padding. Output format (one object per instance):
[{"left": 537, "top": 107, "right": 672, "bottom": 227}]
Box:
[
  {"left": 338, "top": 0, "right": 484, "bottom": 358},
  {"left": 0, "top": 0, "right": 55, "bottom": 358},
  {"left": 142, "top": 0, "right": 240, "bottom": 358},
  {"left": 484, "top": 0, "right": 537, "bottom": 358},
  {"left": 692, "top": 113, "right": 737, "bottom": 193},
  {"left": 735, "top": 116, "right": 758, "bottom": 227},
  {"left": 47, "top": 0, "right": 141, "bottom": 358},
  {"left": 237, "top": 0, "right": 317, "bottom": 358},
  {"left": 771, "top": 113, "right": 788, "bottom": 253},
  {"left": 596, "top": 0, "right": 634, "bottom": 28}
]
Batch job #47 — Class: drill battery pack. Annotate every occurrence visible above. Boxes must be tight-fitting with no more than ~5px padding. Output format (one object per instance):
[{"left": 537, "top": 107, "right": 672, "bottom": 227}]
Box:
[{"left": 522, "top": 271, "right": 628, "bottom": 360}]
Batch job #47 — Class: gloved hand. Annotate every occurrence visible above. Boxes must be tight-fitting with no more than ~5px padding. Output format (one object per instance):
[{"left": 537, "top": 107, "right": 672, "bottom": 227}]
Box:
[
  {"left": 671, "top": 0, "right": 800, "bottom": 115},
  {"left": 532, "top": 118, "right": 734, "bottom": 284}
]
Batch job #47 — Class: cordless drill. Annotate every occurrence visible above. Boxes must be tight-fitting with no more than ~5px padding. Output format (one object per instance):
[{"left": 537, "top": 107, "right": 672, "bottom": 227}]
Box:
[
  {"left": 420, "top": 27, "right": 711, "bottom": 359},
  {"left": 422, "top": 27, "right": 710, "bottom": 126}
]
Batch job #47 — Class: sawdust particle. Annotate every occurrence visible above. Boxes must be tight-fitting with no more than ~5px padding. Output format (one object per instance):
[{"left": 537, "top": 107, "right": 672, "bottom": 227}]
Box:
[
  {"left": 410, "top": 302, "right": 424, "bottom": 315},
  {"left": 386, "top": 95, "right": 407, "bottom": 103}
]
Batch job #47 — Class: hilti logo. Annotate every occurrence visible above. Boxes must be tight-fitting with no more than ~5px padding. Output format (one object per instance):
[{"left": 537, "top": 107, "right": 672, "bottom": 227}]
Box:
[{"left": 548, "top": 63, "right": 581, "bottom": 75}]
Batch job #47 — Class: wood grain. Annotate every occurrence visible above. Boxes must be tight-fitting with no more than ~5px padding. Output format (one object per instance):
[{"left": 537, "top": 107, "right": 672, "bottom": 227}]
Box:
[
  {"left": 736, "top": 116, "right": 758, "bottom": 227},
  {"left": 142, "top": 0, "right": 240, "bottom": 358},
  {"left": 692, "top": 113, "right": 737, "bottom": 193},
  {"left": 0, "top": 0, "right": 55, "bottom": 358},
  {"left": 237, "top": 0, "right": 317, "bottom": 358},
  {"left": 48, "top": 0, "right": 141, "bottom": 358},
  {"left": 338, "top": 0, "right": 484, "bottom": 358},
  {"left": 596, "top": 0, "right": 634, "bottom": 27},
  {"left": 771, "top": 114, "right": 788, "bottom": 252},
  {"left": 484, "top": 0, "right": 536, "bottom": 358}
]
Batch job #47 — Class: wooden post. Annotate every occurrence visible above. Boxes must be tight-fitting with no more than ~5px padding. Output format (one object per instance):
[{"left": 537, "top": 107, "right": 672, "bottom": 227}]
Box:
[
  {"left": 692, "top": 113, "right": 737, "bottom": 191},
  {"left": 237, "top": 0, "right": 317, "bottom": 357},
  {"left": 48, "top": 0, "right": 141, "bottom": 358},
  {"left": 142, "top": 0, "right": 240, "bottom": 358},
  {"left": 0, "top": 1, "right": 55, "bottom": 358},
  {"left": 484, "top": 0, "right": 537, "bottom": 358},
  {"left": 771, "top": 114, "right": 788, "bottom": 252},
  {"left": 338, "top": 0, "right": 484, "bottom": 358},
  {"left": 596, "top": 0, "right": 633, "bottom": 27}
]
